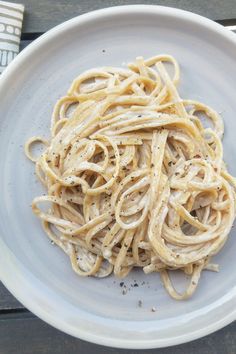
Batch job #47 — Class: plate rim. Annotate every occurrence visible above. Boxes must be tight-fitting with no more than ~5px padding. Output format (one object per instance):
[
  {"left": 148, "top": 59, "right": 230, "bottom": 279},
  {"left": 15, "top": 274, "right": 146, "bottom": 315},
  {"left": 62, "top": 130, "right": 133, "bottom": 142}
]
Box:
[{"left": 1, "top": 4, "right": 236, "bottom": 349}]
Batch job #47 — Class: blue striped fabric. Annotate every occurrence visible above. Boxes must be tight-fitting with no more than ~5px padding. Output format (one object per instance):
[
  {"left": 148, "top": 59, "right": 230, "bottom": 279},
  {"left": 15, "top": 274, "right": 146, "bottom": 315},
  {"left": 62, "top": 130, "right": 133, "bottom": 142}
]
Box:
[{"left": 0, "top": 1, "right": 24, "bottom": 73}]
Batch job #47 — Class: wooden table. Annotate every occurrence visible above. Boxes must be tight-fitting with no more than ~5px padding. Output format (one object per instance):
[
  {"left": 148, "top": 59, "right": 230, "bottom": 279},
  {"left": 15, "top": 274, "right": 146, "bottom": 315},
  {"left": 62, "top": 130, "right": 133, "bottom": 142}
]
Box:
[{"left": 1, "top": 1, "right": 236, "bottom": 353}]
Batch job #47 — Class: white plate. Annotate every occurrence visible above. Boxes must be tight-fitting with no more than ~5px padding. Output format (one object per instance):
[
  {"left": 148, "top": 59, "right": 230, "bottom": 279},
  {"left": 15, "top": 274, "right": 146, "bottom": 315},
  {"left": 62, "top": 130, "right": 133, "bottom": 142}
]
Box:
[{"left": 1, "top": 5, "right": 236, "bottom": 349}]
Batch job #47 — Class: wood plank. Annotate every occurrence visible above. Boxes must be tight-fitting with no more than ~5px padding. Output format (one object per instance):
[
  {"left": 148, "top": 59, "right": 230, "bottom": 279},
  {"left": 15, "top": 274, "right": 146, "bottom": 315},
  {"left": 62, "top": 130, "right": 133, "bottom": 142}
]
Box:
[
  {"left": 11, "top": 0, "right": 236, "bottom": 33},
  {"left": 0, "top": 283, "right": 24, "bottom": 311},
  {"left": 0, "top": 313, "right": 235, "bottom": 354},
  {"left": 20, "top": 39, "right": 34, "bottom": 51}
]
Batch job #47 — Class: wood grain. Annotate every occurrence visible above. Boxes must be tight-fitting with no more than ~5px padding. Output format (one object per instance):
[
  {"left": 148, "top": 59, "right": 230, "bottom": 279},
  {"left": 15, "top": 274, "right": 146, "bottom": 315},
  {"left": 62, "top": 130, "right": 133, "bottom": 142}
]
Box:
[
  {"left": 0, "top": 313, "right": 235, "bottom": 354},
  {"left": 20, "top": 39, "right": 34, "bottom": 51},
  {"left": 0, "top": 284, "right": 24, "bottom": 311},
  {"left": 13, "top": 0, "right": 236, "bottom": 33}
]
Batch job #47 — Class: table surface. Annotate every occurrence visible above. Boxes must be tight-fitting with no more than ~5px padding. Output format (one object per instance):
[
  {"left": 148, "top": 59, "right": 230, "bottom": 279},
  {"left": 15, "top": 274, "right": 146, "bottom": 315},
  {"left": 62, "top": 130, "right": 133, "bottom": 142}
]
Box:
[{"left": 1, "top": 1, "right": 236, "bottom": 353}]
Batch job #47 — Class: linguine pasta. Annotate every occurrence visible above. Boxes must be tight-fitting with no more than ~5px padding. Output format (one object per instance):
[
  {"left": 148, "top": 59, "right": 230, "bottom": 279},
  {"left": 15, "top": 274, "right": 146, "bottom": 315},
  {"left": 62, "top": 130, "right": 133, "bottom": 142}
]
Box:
[{"left": 25, "top": 55, "right": 236, "bottom": 300}]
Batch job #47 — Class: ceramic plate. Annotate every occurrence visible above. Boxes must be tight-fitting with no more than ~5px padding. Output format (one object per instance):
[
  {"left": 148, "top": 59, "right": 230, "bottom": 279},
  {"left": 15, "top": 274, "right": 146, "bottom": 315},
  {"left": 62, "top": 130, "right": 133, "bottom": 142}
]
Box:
[{"left": 0, "top": 5, "right": 236, "bottom": 349}]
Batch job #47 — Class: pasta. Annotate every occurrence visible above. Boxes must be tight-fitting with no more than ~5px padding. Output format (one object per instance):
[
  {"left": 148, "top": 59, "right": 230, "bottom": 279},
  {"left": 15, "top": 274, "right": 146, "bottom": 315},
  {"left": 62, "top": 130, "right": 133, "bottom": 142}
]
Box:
[{"left": 25, "top": 54, "right": 236, "bottom": 300}]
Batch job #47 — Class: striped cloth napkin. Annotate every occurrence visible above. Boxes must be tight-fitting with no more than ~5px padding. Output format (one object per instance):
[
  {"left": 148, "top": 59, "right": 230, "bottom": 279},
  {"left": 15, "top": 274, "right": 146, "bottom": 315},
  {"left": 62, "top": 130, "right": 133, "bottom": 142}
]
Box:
[{"left": 0, "top": 1, "right": 24, "bottom": 73}]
